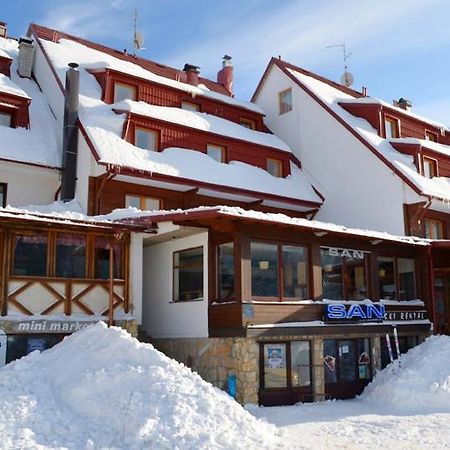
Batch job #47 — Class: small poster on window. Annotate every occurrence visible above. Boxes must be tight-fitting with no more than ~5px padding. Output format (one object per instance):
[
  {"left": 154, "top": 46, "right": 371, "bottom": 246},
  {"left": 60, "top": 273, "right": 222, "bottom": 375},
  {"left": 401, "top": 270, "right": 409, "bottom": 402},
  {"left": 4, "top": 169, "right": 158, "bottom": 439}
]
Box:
[
  {"left": 267, "top": 345, "right": 284, "bottom": 368},
  {"left": 323, "top": 355, "right": 336, "bottom": 371}
]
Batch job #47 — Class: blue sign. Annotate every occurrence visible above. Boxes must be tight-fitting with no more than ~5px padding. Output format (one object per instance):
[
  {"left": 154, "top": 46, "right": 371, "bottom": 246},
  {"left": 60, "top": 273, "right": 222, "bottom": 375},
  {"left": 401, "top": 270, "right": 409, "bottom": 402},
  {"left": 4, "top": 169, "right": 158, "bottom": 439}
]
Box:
[{"left": 325, "top": 303, "right": 385, "bottom": 322}]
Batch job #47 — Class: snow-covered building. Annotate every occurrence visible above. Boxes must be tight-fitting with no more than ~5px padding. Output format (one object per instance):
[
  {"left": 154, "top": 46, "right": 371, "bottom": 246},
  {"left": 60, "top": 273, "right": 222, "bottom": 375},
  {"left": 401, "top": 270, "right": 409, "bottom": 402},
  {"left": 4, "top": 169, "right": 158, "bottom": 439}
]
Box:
[{"left": 0, "top": 22, "right": 443, "bottom": 406}]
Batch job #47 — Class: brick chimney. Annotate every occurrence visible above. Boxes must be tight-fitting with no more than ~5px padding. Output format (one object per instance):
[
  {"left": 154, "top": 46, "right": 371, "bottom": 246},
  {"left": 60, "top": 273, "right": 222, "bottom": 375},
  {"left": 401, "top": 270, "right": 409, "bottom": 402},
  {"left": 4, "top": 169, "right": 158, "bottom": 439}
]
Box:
[
  {"left": 393, "top": 97, "right": 412, "bottom": 112},
  {"left": 0, "top": 22, "right": 7, "bottom": 38},
  {"left": 217, "top": 55, "right": 233, "bottom": 96},
  {"left": 17, "top": 37, "right": 34, "bottom": 78},
  {"left": 183, "top": 63, "right": 200, "bottom": 86}
]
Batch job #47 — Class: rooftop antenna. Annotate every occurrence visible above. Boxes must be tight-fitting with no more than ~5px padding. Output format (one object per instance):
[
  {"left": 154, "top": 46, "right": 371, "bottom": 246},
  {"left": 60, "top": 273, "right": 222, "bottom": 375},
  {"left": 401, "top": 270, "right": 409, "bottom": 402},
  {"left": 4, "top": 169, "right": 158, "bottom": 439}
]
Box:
[
  {"left": 133, "top": 9, "right": 145, "bottom": 55},
  {"left": 327, "top": 43, "right": 353, "bottom": 87}
]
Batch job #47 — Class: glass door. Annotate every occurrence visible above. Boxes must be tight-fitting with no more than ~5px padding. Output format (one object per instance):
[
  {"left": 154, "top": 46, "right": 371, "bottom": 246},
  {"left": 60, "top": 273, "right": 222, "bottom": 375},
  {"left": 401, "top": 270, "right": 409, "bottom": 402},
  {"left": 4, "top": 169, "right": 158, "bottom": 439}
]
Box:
[
  {"left": 435, "top": 275, "right": 450, "bottom": 334},
  {"left": 263, "top": 343, "right": 287, "bottom": 388}
]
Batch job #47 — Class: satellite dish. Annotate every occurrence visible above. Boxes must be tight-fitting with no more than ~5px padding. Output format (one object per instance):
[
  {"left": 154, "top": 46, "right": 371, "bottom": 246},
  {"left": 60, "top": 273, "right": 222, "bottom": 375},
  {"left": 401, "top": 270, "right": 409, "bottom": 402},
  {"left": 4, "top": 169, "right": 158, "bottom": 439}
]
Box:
[
  {"left": 134, "top": 32, "right": 145, "bottom": 50},
  {"left": 341, "top": 71, "right": 354, "bottom": 87}
]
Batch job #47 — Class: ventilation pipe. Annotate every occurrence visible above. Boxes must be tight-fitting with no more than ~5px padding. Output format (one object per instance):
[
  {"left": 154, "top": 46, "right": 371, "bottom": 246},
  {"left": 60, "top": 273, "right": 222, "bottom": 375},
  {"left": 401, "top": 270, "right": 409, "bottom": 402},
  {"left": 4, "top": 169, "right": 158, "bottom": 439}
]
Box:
[
  {"left": 217, "top": 55, "right": 233, "bottom": 96},
  {"left": 61, "top": 62, "right": 80, "bottom": 202},
  {"left": 393, "top": 97, "right": 412, "bottom": 111},
  {"left": 17, "top": 37, "right": 34, "bottom": 78},
  {"left": 183, "top": 63, "right": 200, "bottom": 86}
]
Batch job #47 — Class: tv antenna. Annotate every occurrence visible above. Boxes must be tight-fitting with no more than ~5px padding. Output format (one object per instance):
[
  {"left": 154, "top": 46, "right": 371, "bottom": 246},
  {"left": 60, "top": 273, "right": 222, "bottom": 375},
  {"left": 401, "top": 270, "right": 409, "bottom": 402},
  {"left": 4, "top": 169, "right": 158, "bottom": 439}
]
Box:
[
  {"left": 133, "top": 9, "right": 145, "bottom": 54},
  {"left": 327, "top": 43, "right": 353, "bottom": 87}
]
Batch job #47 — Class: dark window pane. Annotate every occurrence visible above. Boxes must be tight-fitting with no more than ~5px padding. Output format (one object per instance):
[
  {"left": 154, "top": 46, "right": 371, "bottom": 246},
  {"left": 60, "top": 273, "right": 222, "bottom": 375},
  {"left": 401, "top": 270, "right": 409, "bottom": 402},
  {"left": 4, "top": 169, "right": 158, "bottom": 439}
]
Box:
[
  {"left": 13, "top": 233, "right": 47, "bottom": 276},
  {"left": 174, "top": 247, "right": 203, "bottom": 301},
  {"left": 345, "top": 256, "right": 367, "bottom": 300},
  {"left": 291, "top": 341, "right": 311, "bottom": 387},
  {"left": 251, "top": 242, "right": 278, "bottom": 298},
  {"left": 398, "top": 258, "right": 416, "bottom": 300},
  {"left": 378, "top": 257, "right": 396, "bottom": 300},
  {"left": 94, "top": 236, "right": 123, "bottom": 279},
  {"left": 55, "top": 233, "right": 86, "bottom": 278},
  {"left": 321, "top": 249, "right": 343, "bottom": 300},
  {"left": 283, "top": 245, "right": 308, "bottom": 299},
  {"left": 357, "top": 338, "right": 371, "bottom": 380},
  {"left": 338, "top": 340, "right": 356, "bottom": 382},
  {"left": 217, "top": 242, "right": 234, "bottom": 300}
]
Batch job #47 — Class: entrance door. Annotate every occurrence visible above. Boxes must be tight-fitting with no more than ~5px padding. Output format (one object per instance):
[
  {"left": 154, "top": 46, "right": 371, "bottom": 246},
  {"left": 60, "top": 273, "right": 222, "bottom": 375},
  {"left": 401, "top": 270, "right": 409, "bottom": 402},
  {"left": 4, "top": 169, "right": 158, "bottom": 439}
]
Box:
[
  {"left": 324, "top": 338, "right": 372, "bottom": 399},
  {"left": 259, "top": 341, "right": 313, "bottom": 406},
  {"left": 435, "top": 275, "right": 450, "bottom": 334}
]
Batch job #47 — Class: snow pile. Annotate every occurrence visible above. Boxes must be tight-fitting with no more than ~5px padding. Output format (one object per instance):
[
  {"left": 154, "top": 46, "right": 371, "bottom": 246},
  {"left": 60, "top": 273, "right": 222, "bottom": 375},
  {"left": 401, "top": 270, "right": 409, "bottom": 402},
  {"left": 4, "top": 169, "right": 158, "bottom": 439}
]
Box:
[
  {"left": 362, "top": 335, "right": 450, "bottom": 412},
  {"left": 0, "top": 322, "right": 282, "bottom": 449}
]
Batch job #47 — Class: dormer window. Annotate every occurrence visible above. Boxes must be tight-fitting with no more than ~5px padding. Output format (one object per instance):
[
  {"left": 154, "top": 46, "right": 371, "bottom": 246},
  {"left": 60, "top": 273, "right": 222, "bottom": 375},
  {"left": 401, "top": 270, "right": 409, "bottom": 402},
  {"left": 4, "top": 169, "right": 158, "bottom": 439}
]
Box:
[
  {"left": 240, "top": 118, "right": 256, "bottom": 129},
  {"left": 267, "top": 158, "right": 283, "bottom": 177},
  {"left": 181, "top": 101, "right": 200, "bottom": 112},
  {"left": 114, "top": 82, "right": 137, "bottom": 103},
  {"left": 422, "top": 156, "right": 438, "bottom": 179},
  {"left": 207, "top": 144, "right": 225, "bottom": 163},
  {"left": 425, "top": 219, "right": 444, "bottom": 239},
  {"left": 0, "top": 111, "right": 12, "bottom": 127},
  {"left": 279, "top": 88, "right": 292, "bottom": 114},
  {"left": 384, "top": 116, "right": 400, "bottom": 139},
  {"left": 425, "top": 130, "right": 438, "bottom": 142},
  {"left": 135, "top": 127, "right": 158, "bottom": 151},
  {"left": 125, "top": 194, "right": 162, "bottom": 211}
]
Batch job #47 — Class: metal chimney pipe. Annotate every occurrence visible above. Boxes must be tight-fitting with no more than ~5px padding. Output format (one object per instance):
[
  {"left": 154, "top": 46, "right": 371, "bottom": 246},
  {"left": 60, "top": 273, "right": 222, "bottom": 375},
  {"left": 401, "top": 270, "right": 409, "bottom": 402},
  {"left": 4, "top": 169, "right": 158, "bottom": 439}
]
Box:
[{"left": 61, "top": 62, "right": 80, "bottom": 202}]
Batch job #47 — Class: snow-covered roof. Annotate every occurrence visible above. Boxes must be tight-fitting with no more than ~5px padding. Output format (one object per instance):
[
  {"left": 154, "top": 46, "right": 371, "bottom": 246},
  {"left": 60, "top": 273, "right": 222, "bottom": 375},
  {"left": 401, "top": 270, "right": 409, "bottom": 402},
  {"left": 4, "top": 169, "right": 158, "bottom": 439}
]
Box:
[
  {"left": 391, "top": 137, "right": 450, "bottom": 158},
  {"left": 0, "top": 37, "right": 60, "bottom": 168},
  {"left": 286, "top": 68, "right": 450, "bottom": 203},
  {"left": 0, "top": 47, "right": 11, "bottom": 59},
  {"left": 115, "top": 99, "right": 290, "bottom": 151}
]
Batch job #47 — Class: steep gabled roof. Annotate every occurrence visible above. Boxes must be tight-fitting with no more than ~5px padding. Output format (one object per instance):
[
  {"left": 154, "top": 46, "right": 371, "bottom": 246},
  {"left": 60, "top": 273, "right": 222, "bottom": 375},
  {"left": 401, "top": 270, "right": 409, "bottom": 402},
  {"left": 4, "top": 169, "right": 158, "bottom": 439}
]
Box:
[{"left": 254, "top": 58, "right": 450, "bottom": 203}]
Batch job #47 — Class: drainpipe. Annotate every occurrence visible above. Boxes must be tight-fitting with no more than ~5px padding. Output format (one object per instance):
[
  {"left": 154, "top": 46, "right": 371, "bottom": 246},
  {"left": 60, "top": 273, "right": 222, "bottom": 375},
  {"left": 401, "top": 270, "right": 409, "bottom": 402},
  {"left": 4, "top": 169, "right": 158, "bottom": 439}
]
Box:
[{"left": 427, "top": 245, "right": 436, "bottom": 334}]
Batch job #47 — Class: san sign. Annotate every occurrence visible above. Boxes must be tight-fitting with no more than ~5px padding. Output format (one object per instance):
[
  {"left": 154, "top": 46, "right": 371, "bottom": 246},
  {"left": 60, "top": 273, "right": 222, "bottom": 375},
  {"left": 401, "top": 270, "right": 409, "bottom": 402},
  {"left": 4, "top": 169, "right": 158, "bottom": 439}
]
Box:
[{"left": 325, "top": 303, "right": 385, "bottom": 322}]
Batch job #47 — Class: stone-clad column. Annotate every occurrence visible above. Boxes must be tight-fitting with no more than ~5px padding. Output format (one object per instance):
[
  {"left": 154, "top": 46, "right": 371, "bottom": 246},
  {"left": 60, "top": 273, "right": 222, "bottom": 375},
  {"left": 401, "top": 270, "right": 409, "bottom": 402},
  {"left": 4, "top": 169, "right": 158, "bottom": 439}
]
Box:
[
  {"left": 312, "top": 337, "right": 325, "bottom": 401},
  {"left": 233, "top": 337, "right": 259, "bottom": 404},
  {"left": 372, "top": 335, "right": 382, "bottom": 373}
]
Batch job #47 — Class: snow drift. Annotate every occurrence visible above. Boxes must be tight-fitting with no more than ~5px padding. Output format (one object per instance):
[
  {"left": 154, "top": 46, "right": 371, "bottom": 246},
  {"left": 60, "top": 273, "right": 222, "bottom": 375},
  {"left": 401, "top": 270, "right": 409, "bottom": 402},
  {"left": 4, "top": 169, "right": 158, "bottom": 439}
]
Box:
[
  {"left": 362, "top": 335, "right": 450, "bottom": 412},
  {"left": 0, "top": 322, "right": 282, "bottom": 449}
]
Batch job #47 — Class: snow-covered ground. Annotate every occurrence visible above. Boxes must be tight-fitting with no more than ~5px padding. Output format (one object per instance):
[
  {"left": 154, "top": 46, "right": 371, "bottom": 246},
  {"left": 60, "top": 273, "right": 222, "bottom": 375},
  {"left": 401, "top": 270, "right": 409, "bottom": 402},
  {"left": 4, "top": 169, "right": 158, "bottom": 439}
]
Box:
[{"left": 251, "top": 335, "right": 450, "bottom": 449}]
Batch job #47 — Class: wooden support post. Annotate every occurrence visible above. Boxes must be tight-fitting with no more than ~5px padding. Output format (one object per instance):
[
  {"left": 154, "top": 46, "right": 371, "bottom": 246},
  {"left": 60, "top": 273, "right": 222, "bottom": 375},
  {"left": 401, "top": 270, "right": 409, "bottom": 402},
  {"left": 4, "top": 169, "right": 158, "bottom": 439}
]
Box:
[{"left": 108, "top": 238, "right": 114, "bottom": 327}]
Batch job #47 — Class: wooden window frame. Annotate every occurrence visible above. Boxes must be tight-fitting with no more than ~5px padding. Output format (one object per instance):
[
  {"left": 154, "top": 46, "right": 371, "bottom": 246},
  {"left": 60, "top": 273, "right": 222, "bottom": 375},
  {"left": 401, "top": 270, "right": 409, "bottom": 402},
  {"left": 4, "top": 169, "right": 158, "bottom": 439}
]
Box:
[
  {"left": 422, "top": 156, "right": 439, "bottom": 178},
  {"left": 125, "top": 194, "right": 163, "bottom": 210},
  {"left": 172, "top": 246, "right": 204, "bottom": 302},
  {"left": 240, "top": 117, "right": 256, "bottom": 129},
  {"left": 181, "top": 100, "right": 200, "bottom": 112},
  {"left": 113, "top": 81, "right": 137, "bottom": 103},
  {"left": 425, "top": 129, "right": 438, "bottom": 142},
  {"left": 134, "top": 126, "right": 159, "bottom": 151},
  {"left": 378, "top": 256, "right": 417, "bottom": 301},
  {"left": 206, "top": 143, "right": 226, "bottom": 163},
  {"left": 216, "top": 240, "right": 235, "bottom": 302},
  {"left": 0, "top": 182, "right": 7, "bottom": 207},
  {"left": 267, "top": 158, "right": 283, "bottom": 177},
  {"left": 0, "top": 106, "right": 16, "bottom": 128},
  {"left": 384, "top": 115, "right": 400, "bottom": 139},
  {"left": 250, "top": 240, "right": 310, "bottom": 302},
  {"left": 424, "top": 218, "right": 444, "bottom": 239},
  {"left": 278, "top": 88, "right": 292, "bottom": 114}
]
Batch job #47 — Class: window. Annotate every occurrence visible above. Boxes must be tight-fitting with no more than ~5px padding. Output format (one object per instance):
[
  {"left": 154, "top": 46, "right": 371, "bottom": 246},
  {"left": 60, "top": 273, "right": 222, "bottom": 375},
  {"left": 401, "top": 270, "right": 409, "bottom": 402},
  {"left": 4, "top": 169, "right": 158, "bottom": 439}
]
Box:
[
  {"left": 125, "top": 194, "right": 162, "bottom": 211},
  {"left": 378, "top": 256, "right": 416, "bottom": 301},
  {"left": 321, "top": 248, "right": 368, "bottom": 300},
  {"left": 94, "top": 236, "right": 123, "bottom": 279},
  {"left": 135, "top": 128, "right": 158, "bottom": 151},
  {"left": 173, "top": 247, "right": 203, "bottom": 301},
  {"left": 279, "top": 88, "right": 292, "bottom": 114},
  {"left": 422, "top": 157, "right": 438, "bottom": 178},
  {"left": 207, "top": 144, "right": 225, "bottom": 163},
  {"left": 0, "top": 111, "right": 12, "bottom": 127},
  {"left": 113, "top": 82, "right": 136, "bottom": 103},
  {"left": 0, "top": 183, "right": 6, "bottom": 207},
  {"left": 217, "top": 242, "right": 234, "bottom": 300},
  {"left": 251, "top": 241, "right": 309, "bottom": 300},
  {"left": 425, "top": 130, "right": 438, "bottom": 142},
  {"left": 267, "top": 158, "right": 283, "bottom": 177},
  {"left": 384, "top": 116, "right": 400, "bottom": 138},
  {"left": 13, "top": 232, "right": 48, "bottom": 276},
  {"left": 55, "top": 233, "right": 87, "bottom": 278},
  {"left": 181, "top": 101, "right": 200, "bottom": 112},
  {"left": 240, "top": 118, "right": 256, "bottom": 129},
  {"left": 425, "top": 219, "right": 444, "bottom": 239}
]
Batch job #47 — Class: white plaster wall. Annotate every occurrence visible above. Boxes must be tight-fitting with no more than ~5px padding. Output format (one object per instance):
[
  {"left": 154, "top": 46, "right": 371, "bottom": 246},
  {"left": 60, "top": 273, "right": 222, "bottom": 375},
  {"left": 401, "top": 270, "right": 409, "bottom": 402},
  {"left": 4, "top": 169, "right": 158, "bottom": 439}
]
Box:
[
  {"left": 129, "top": 233, "right": 144, "bottom": 325},
  {"left": 255, "top": 66, "right": 411, "bottom": 235},
  {"left": 0, "top": 162, "right": 59, "bottom": 207},
  {"left": 142, "top": 232, "right": 208, "bottom": 338}
]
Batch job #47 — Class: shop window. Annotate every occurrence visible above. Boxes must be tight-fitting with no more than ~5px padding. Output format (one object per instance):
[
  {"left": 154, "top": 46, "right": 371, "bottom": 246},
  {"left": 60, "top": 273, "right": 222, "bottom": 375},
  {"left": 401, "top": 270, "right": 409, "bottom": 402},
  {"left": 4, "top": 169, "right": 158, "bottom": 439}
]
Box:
[
  {"left": 422, "top": 157, "right": 438, "bottom": 179},
  {"left": 378, "top": 256, "right": 416, "bottom": 301},
  {"left": 321, "top": 248, "right": 367, "bottom": 300},
  {"left": 384, "top": 116, "right": 400, "bottom": 139},
  {"left": 0, "top": 111, "right": 12, "bottom": 127},
  {"left": 279, "top": 88, "right": 292, "bottom": 114},
  {"left": 6, "top": 334, "right": 65, "bottom": 364},
  {"left": 181, "top": 101, "right": 200, "bottom": 112},
  {"left": 217, "top": 242, "right": 234, "bottom": 300},
  {"left": 173, "top": 246, "right": 203, "bottom": 301},
  {"left": 381, "top": 335, "right": 418, "bottom": 368},
  {"left": 55, "top": 233, "right": 87, "bottom": 278},
  {"left": 135, "top": 128, "right": 158, "bottom": 151},
  {"left": 251, "top": 242, "right": 309, "bottom": 300},
  {"left": 425, "top": 219, "right": 444, "bottom": 239},
  {"left": 240, "top": 118, "right": 256, "bottom": 129},
  {"left": 0, "top": 183, "right": 6, "bottom": 207},
  {"left": 113, "top": 82, "right": 137, "bottom": 103},
  {"left": 94, "top": 236, "right": 124, "bottom": 280},
  {"left": 125, "top": 194, "right": 162, "bottom": 211},
  {"left": 291, "top": 341, "right": 311, "bottom": 387},
  {"left": 425, "top": 130, "right": 438, "bottom": 142},
  {"left": 12, "top": 232, "right": 48, "bottom": 276},
  {"left": 207, "top": 144, "right": 225, "bottom": 163},
  {"left": 267, "top": 158, "right": 283, "bottom": 177}
]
